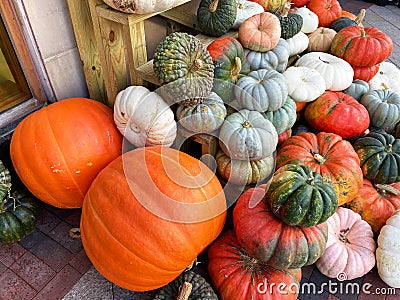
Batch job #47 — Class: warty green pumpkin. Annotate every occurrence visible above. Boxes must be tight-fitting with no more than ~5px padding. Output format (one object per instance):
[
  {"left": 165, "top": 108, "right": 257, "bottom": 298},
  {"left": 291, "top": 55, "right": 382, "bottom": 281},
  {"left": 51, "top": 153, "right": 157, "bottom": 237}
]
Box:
[{"left": 275, "top": 1, "right": 303, "bottom": 40}]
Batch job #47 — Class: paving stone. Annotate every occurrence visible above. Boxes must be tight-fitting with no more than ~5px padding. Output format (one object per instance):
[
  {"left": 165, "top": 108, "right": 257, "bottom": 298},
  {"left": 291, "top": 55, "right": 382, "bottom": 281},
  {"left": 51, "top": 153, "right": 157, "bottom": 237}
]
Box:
[
  {"left": 48, "top": 221, "right": 83, "bottom": 254},
  {"left": 0, "top": 269, "right": 37, "bottom": 300},
  {"left": 0, "top": 243, "right": 27, "bottom": 267},
  {"left": 64, "top": 209, "right": 82, "bottom": 227},
  {"left": 357, "top": 268, "right": 390, "bottom": 300},
  {"left": 42, "top": 203, "right": 75, "bottom": 220},
  {"left": 299, "top": 277, "right": 330, "bottom": 300},
  {"left": 0, "top": 261, "right": 7, "bottom": 275},
  {"left": 113, "top": 284, "right": 158, "bottom": 300},
  {"left": 18, "top": 229, "right": 49, "bottom": 250},
  {"left": 302, "top": 264, "right": 315, "bottom": 280},
  {"left": 68, "top": 249, "right": 92, "bottom": 274},
  {"left": 385, "top": 288, "right": 400, "bottom": 300},
  {"left": 35, "top": 206, "right": 61, "bottom": 234},
  {"left": 9, "top": 251, "right": 56, "bottom": 291}
]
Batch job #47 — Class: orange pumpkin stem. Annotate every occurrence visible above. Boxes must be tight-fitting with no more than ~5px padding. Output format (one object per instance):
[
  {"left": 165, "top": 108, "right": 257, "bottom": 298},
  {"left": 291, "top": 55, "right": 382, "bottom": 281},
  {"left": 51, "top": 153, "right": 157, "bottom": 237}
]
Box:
[
  {"left": 209, "top": 0, "right": 219, "bottom": 12},
  {"left": 177, "top": 282, "right": 193, "bottom": 300}
]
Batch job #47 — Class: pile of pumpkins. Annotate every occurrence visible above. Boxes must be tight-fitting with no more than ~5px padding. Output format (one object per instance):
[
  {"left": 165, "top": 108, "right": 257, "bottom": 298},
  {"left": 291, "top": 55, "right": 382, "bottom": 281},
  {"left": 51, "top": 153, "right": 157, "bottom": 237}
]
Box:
[{"left": 3, "top": 0, "right": 400, "bottom": 298}]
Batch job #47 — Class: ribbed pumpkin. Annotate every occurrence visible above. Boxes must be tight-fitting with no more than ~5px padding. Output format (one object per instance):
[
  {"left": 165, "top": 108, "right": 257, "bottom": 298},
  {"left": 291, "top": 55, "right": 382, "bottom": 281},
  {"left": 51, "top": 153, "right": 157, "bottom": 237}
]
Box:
[
  {"left": 294, "top": 7, "right": 318, "bottom": 33},
  {"left": 197, "top": 0, "right": 237, "bottom": 37},
  {"left": 10, "top": 98, "right": 122, "bottom": 209},
  {"left": 234, "top": 186, "right": 328, "bottom": 269},
  {"left": 307, "top": 0, "right": 342, "bottom": 27},
  {"left": 266, "top": 164, "right": 338, "bottom": 227},
  {"left": 347, "top": 179, "right": 400, "bottom": 235},
  {"left": 291, "top": 0, "right": 310, "bottom": 8},
  {"left": 353, "top": 132, "right": 400, "bottom": 184},
  {"left": 329, "top": 8, "right": 365, "bottom": 33},
  {"left": 207, "top": 36, "right": 250, "bottom": 101},
  {"left": 276, "top": 131, "right": 363, "bottom": 206},
  {"left": 80, "top": 146, "right": 227, "bottom": 291},
  {"left": 248, "top": 0, "right": 286, "bottom": 13},
  {"left": 153, "top": 32, "right": 214, "bottom": 103},
  {"left": 208, "top": 230, "right": 301, "bottom": 300},
  {"left": 275, "top": 1, "right": 303, "bottom": 40},
  {"left": 330, "top": 26, "right": 393, "bottom": 67},
  {"left": 286, "top": 31, "right": 309, "bottom": 57},
  {"left": 368, "top": 62, "right": 400, "bottom": 94},
  {"left": 307, "top": 27, "right": 337, "bottom": 53},
  {"left": 352, "top": 64, "right": 380, "bottom": 82},
  {"left": 233, "top": 0, "right": 265, "bottom": 29},
  {"left": 304, "top": 91, "right": 370, "bottom": 139},
  {"left": 238, "top": 12, "right": 281, "bottom": 52},
  {"left": 342, "top": 79, "right": 369, "bottom": 101},
  {"left": 262, "top": 96, "right": 297, "bottom": 135},
  {"left": 360, "top": 89, "right": 400, "bottom": 129}
]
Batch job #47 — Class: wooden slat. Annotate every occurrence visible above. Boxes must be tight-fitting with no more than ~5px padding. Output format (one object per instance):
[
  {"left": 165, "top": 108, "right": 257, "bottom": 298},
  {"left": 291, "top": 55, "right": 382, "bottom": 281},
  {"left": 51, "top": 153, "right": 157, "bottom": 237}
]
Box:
[{"left": 160, "top": 5, "right": 198, "bottom": 30}]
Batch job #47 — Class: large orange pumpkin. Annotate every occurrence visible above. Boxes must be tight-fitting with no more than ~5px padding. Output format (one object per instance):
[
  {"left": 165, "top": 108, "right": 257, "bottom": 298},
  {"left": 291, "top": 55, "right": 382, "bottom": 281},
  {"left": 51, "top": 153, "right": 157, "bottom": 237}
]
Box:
[
  {"left": 80, "top": 146, "right": 227, "bottom": 291},
  {"left": 10, "top": 98, "right": 122, "bottom": 208}
]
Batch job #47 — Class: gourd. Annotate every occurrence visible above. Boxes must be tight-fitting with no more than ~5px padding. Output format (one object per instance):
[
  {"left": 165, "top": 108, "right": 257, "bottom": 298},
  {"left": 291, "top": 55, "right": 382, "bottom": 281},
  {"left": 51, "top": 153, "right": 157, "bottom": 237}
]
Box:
[
  {"left": 80, "top": 146, "right": 227, "bottom": 291},
  {"left": 266, "top": 164, "right": 338, "bottom": 227},
  {"left": 294, "top": 7, "right": 319, "bottom": 33},
  {"left": 234, "top": 186, "right": 328, "bottom": 269},
  {"left": 10, "top": 98, "right": 122, "bottom": 209},
  {"left": 342, "top": 79, "right": 369, "bottom": 101},
  {"left": 154, "top": 270, "right": 218, "bottom": 299},
  {"left": 245, "top": 38, "right": 290, "bottom": 72},
  {"left": 235, "top": 69, "right": 288, "bottom": 112},
  {"left": 316, "top": 207, "right": 376, "bottom": 280},
  {"left": 360, "top": 89, "right": 400, "bottom": 129},
  {"left": 219, "top": 109, "right": 278, "bottom": 161},
  {"left": 307, "top": 27, "right": 337, "bottom": 53},
  {"left": 102, "top": 0, "right": 183, "bottom": 13},
  {"left": 285, "top": 31, "right": 309, "bottom": 57},
  {"left": 276, "top": 131, "right": 363, "bottom": 206},
  {"left": 216, "top": 150, "right": 275, "bottom": 186},
  {"left": 329, "top": 9, "right": 365, "bottom": 33},
  {"left": 353, "top": 64, "right": 380, "bottom": 82},
  {"left": 176, "top": 92, "right": 227, "bottom": 133},
  {"left": 307, "top": 0, "right": 342, "bottom": 27},
  {"left": 248, "top": 0, "right": 286, "bottom": 13},
  {"left": 238, "top": 12, "right": 281, "bottom": 52},
  {"left": 262, "top": 96, "right": 297, "bottom": 134},
  {"left": 153, "top": 32, "right": 214, "bottom": 103},
  {"left": 232, "top": 0, "right": 264, "bottom": 29},
  {"left": 197, "top": 0, "right": 237, "bottom": 37},
  {"left": 113, "top": 86, "right": 177, "bottom": 147},
  {"left": 274, "top": 1, "right": 303, "bottom": 40},
  {"left": 376, "top": 209, "right": 400, "bottom": 288},
  {"left": 368, "top": 62, "right": 400, "bottom": 94},
  {"left": 283, "top": 66, "right": 326, "bottom": 102},
  {"left": 295, "top": 52, "right": 354, "bottom": 91},
  {"left": 304, "top": 91, "right": 370, "bottom": 139},
  {"left": 353, "top": 132, "right": 400, "bottom": 184},
  {"left": 208, "top": 230, "right": 301, "bottom": 300}
]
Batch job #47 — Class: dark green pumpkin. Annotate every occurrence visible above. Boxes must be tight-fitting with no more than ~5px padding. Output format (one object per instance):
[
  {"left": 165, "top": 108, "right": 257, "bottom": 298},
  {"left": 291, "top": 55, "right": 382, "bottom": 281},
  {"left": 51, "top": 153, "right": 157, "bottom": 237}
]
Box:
[
  {"left": 153, "top": 32, "right": 215, "bottom": 104},
  {"left": 197, "top": 0, "right": 237, "bottom": 37},
  {"left": 266, "top": 164, "right": 338, "bottom": 227},
  {"left": 275, "top": 4, "right": 303, "bottom": 40},
  {"left": 330, "top": 9, "right": 365, "bottom": 33},
  {"left": 262, "top": 96, "right": 297, "bottom": 135},
  {"left": 353, "top": 132, "right": 400, "bottom": 184},
  {"left": 154, "top": 270, "right": 218, "bottom": 300}
]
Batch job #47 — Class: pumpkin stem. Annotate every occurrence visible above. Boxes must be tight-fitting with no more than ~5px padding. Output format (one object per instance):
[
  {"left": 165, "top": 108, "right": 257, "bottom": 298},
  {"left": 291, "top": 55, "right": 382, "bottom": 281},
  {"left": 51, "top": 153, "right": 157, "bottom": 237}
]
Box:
[
  {"left": 376, "top": 184, "right": 400, "bottom": 196},
  {"left": 338, "top": 228, "right": 350, "bottom": 244},
  {"left": 278, "top": 0, "right": 291, "bottom": 17},
  {"left": 310, "top": 150, "right": 326, "bottom": 164},
  {"left": 381, "top": 82, "right": 389, "bottom": 90},
  {"left": 355, "top": 9, "right": 365, "bottom": 25},
  {"left": 242, "top": 120, "right": 251, "bottom": 128},
  {"left": 231, "top": 57, "right": 242, "bottom": 78},
  {"left": 190, "top": 58, "right": 204, "bottom": 73},
  {"left": 318, "top": 56, "right": 330, "bottom": 64},
  {"left": 177, "top": 281, "right": 193, "bottom": 300},
  {"left": 209, "top": 0, "right": 219, "bottom": 12},
  {"left": 360, "top": 27, "right": 366, "bottom": 37},
  {"left": 385, "top": 144, "right": 393, "bottom": 153}
]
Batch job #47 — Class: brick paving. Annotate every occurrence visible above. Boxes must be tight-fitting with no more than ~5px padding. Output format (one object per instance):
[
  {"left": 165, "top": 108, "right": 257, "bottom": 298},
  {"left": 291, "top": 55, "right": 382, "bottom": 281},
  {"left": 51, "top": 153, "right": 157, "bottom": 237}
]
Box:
[{"left": 1, "top": 1, "right": 400, "bottom": 299}]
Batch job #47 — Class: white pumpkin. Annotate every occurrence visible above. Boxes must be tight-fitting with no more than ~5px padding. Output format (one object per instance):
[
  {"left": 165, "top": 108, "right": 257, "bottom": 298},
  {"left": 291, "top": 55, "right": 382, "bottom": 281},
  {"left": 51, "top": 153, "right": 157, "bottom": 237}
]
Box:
[
  {"left": 283, "top": 66, "right": 326, "bottom": 102},
  {"left": 103, "top": 0, "right": 183, "bottom": 14},
  {"left": 294, "top": 7, "right": 319, "bottom": 34},
  {"left": 376, "top": 209, "right": 400, "bottom": 288},
  {"left": 307, "top": 27, "right": 337, "bottom": 53},
  {"left": 286, "top": 31, "right": 309, "bottom": 57},
  {"left": 295, "top": 52, "right": 354, "bottom": 91},
  {"left": 368, "top": 62, "right": 400, "bottom": 94},
  {"left": 232, "top": 0, "right": 265, "bottom": 29},
  {"left": 113, "top": 86, "right": 177, "bottom": 147}
]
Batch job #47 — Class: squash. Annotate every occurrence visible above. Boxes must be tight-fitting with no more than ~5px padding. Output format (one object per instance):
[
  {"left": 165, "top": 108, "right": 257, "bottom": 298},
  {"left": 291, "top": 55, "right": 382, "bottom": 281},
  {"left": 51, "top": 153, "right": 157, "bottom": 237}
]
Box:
[
  {"left": 347, "top": 179, "right": 400, "bottom": 235},
  {"left": 197, "top": 0, "right": 237, "bottom": 37},
  {"left": 234, "top": 186, "right": 328, "bottom": 269},
  {"left": 113, "top": 86, "right": 177, "bottom": 147},
  {"left": 294, "top": 7, "right": 319, "bottom": 34},
  {"left": 285, "top": 31, "right": 309, "bottom": 57},
  {"left": 291, "top": 0, "right": 310, "bottom": 8},
  {"left": 248, "top": 0, "right": 286, "bottom": 13},
  {"left": 307, "top": 0, "right": 342, "bottom": 27},
  {"left": 368, "top": 62, "right": 400, "bottom": 94},
  {"left": 278, "top": 129, "right": 292, "bottom": 146},
  {"left": 245, "top": 38, "right": 290, "bottom": 72},
  {"left": 153, "top": 32, "right": 214, "bottom": 103},
  {"left": 360, "top": 89, "right": 400, "bottom": 129},
  {"left": 329, "top": 9, "right": 365, "bottom": 33},
  {"left": 176, "top": 92, "right": 227, "bottom": 133},
  {"left": 232, "top": 0, "right": 265, "bottom": 29},
  {"left": 235, "top": 69, "right": 288, "bottom": 112},
  {"left": 80, "top": 146, "right": 227, "bottom": 291},
  {"left": 304, "top": 91, "right": 370, "bottom": 139},
  {"left": 238, "top": 12, "right": 281, "bottom": 52},
  {"left": 102, "top": 0, "right": 183, "bottom": 13},
  {"left": 295, "top": 52, "right": 353, "bottom": 91},
  {"left": 275, "top": 1, "right": 303, "bottom": 40},
  {"left": 353, "top": 64, "right": 380, "bottom": 82},
  {"left": 330, "top": 26, "right": 393, "bottom": 67},
  {"left": 283, "top": 66, "right": 326, "bottom": 102},
  {"left": 154, "top": 270, "right": 218, "bottom": 299},
  {"left": 207, "top": 36, "right": 250, "bottom": 101},
  {"left": 376, "top": 209, "right": 400, "bottom": 288},
  {"left": 307, "top": 27, "right": 337, "bottom": 53},
  {"left": 342, "top": 79, "right": 369, "bottom": 101},
  {"left": 219, "top": 109, "right": 278, "bottom": 160},
  {"left": 266, "top": 164, "right": 338, "bottom": 227},
  {"left": 316, "top": 207, "right": 376, "bottom": 280},
  {"left": 208, "top": 230, "right": 301, "bottom": 300},
  {"left": 276, "top": 131, "right": 363, "bottom": 206},
  {"left": 262, "top": 96, "right": 297, "bottom": 134},
  {"left": 216, "top": 150, "right": 275, "bottom": 186},
  {"left": 353, "top": 131, "right": 400, "bottom": 184},
  {"left": 10, "top": 98, "right": 122, "bottom": 209}
]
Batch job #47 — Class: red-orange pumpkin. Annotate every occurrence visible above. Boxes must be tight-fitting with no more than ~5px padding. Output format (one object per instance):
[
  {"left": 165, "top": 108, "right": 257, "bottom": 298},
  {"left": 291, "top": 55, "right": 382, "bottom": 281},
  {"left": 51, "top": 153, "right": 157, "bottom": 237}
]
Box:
[
  {"left": 276, "top": 131, "right": 363, "bottom": 206},
  {"left": 81, "top": 146, "right": 227, "bottom": 291},
  {"left": 208, "top": 230, "right": 301, "bottom": 300},
  {"left": 347, "top": 179, "right": 400, "bottom": 235},
  {"left": 278, "top": 129, "right": 292, "bottom": 146},
  {"left": 353, "top": 64, "right": 380, "bottom": 82},
  {"left": 291, "top": 0, "right": 310, "bottom": 8},
  {"left": 10, "top": 98, "right": 122, "bottom": 208},
  {"left": 307, "top": 0, "right": 342, "bottom": 27}
]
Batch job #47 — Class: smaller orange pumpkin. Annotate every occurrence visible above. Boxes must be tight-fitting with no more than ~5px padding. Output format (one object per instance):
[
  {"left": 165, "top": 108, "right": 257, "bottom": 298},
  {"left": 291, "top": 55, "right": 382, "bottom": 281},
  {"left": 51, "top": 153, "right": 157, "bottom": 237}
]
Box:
[
  {"left": 238, "top": 12, "right": 281, "bottom": 52},
  {"left": 307, "top": 0, "right": 342, "bottom": 27},
  {"left": 352, "top": 64, "right": 380, "bottom": 82}
]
